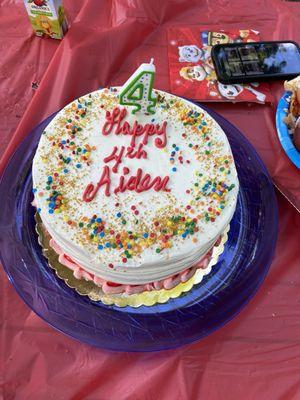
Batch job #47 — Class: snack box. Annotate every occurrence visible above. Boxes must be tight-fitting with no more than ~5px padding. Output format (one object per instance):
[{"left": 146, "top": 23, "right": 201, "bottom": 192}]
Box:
[{"left": 23, "top": 0, "right": 68, "bottom": 39}]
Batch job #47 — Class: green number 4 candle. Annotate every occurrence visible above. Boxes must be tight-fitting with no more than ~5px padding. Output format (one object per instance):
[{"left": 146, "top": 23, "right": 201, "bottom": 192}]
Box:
[{"left": 119, "top": 59, "right": 157, "bottom": 115}]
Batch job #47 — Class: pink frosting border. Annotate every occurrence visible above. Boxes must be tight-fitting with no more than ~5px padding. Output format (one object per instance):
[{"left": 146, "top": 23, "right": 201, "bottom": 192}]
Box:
[{"left": 48, "top": 236, "right": 220, "bottom": 295}]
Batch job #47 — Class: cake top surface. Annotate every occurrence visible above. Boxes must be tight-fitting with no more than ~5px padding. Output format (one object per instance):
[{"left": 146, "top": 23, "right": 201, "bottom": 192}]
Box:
[{"left": 32, "top": 88, "right": 238, "bottom": 283}]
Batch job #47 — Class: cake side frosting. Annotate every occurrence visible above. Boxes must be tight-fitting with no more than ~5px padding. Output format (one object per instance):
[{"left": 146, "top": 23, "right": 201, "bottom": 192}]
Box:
[
  {"left": 49, "top": 236, "right": 216, "bottom": 295},
  {"left": 32, "top": 88, "right": 239, "bottom": 285}
]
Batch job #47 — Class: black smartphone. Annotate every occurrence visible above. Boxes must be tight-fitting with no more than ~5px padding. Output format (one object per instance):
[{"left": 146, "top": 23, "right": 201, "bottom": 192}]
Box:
[{"left": 211, "top": 41, "right": 300, "bottom": 84}]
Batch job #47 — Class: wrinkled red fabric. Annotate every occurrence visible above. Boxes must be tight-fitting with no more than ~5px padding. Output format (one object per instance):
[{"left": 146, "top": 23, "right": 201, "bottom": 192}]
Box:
[
  {"left": 1, "top": 0, "right": 300, "bottom": 209},
  {"left": 1, "top": 1, "right": 300, "bottom": 399}
]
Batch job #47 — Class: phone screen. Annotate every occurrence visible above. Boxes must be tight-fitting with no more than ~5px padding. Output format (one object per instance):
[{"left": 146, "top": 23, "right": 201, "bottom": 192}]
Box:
[{"left": 216, "top": 42, "right": 300, "bottom": 78}]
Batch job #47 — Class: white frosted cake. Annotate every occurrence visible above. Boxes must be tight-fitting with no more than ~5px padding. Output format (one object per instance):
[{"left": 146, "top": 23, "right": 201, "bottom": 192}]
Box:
[{"left": 32, "top": 86, "right": 239, "bottom": 295}]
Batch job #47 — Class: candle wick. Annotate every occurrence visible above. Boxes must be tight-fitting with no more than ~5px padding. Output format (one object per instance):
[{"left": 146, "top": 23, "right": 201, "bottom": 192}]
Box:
[{"left": 150, "top": 58, "right": 154, "bottom": 64}]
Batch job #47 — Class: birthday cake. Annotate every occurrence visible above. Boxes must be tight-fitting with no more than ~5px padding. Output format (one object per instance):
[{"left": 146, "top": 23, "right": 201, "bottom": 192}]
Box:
[{"left": 32, "top": 63, "right": 239, "bottom": 298}]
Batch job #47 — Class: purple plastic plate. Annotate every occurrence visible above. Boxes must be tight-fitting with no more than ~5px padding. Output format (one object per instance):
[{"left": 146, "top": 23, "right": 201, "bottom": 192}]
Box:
[{"left": 0, "top": 106, "right": 278, "bottom": 352}]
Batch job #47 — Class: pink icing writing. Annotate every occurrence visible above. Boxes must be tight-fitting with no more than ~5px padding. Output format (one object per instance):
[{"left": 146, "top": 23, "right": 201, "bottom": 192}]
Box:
[{"left": 102, "top": 107, "right": 167, "bottom": 149}]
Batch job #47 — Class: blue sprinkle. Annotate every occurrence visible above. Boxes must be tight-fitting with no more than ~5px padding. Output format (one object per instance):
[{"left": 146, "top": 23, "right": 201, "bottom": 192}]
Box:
[
  {"left": 98, "top": 245, "right": 104, "bottom": 250},
  {"left": 91, "top": 218, "right": 95, "bottom": 223},
  {"left": 170, "top": 157, "right": 174, "bottom": 161},
  {"left": 49, "top": 209, "right": 54, "bottom": 214},
  {"left": 175, "top": 146, "right": 179, "bottom": 151},
  {"left": 76, "top": 163, "right": 81, "bottom": 168},
  {"left": 118, "top": 243, "right": 123, "bottom": 248},
  {"left": 182, "top": 233, "right": 187, "bottom": 238},
  {"left": 66, "top": 157, "right": 71, "bottom": 163},
  {"left": 100, "top": 232, "right": 105, "bottom": 238},
  {"left": 105, "top": 242, "right": 111, "bottom": 248},
  {"left": 61, "top": 140, "right": 66, "bottom": 144},
  {"left": 96, "top": 217, "right": 102, "bottom": 223},
  {"left": 212, "top": 188, "right": 216, "bottom": 192},
  {"left": 82, "top": 149, "right": 87, "bottom": 154},
  {"left": 32, "top": 188, "right": 37, "bottom": 193},
  {"left": 47, "top": 176, "right": 52, "bottom": 182},
  {"left": 171, "top": 151, "right": 176, "bottom": 156},
  {"left": 37, "top": 208, "right": 41, "bottom": 213},
  {"left": 116, "top": 212, "right": 122, "bottom": 218},
  {"left": 143, "top": 233, "right": 149, "bottom": 238},
  {"left": 172, "top": 167, "right": 177, "bottom": 172},
  {"left": 63, "top": 168, "right": 69, "bottom": 173},
  {"left": 220, "top": 205, "right": 225, "bottom": 209},
  {"left": 49, "top": 202, "right": 55, "bottom": 208},
  {"left": 78, "top": 104, "right": 82, "bottom": 108},
  {"left": 151, "top": 118, "right": 155, "bottom": 122},
  {"left": 93, "top": 229, "right": 97, "bottom": 234},
  {"left": 127, "top": 244, "right": 132, "bottom": 249}
]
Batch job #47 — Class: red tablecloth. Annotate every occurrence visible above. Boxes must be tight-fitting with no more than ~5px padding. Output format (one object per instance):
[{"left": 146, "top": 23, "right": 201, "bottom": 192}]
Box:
[{"left": 1, "top": 1, "right": 300, "bottom": 399}]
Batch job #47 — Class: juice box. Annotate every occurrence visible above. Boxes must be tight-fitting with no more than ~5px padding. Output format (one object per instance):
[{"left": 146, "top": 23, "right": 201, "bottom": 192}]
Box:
[{"left": 23, "top": 0, "right": 68, "bottom": 39}]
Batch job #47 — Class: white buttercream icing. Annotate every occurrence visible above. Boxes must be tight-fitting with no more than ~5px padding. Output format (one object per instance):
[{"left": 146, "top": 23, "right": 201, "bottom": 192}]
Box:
[{"left": 32, "top": 88, "right": 238, "bottom": 285}]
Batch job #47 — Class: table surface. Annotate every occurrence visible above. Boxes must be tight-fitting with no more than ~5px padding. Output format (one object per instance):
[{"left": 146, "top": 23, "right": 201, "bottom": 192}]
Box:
[{"left": 1, "top": 1, "right": 300, "bottom": 399}]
